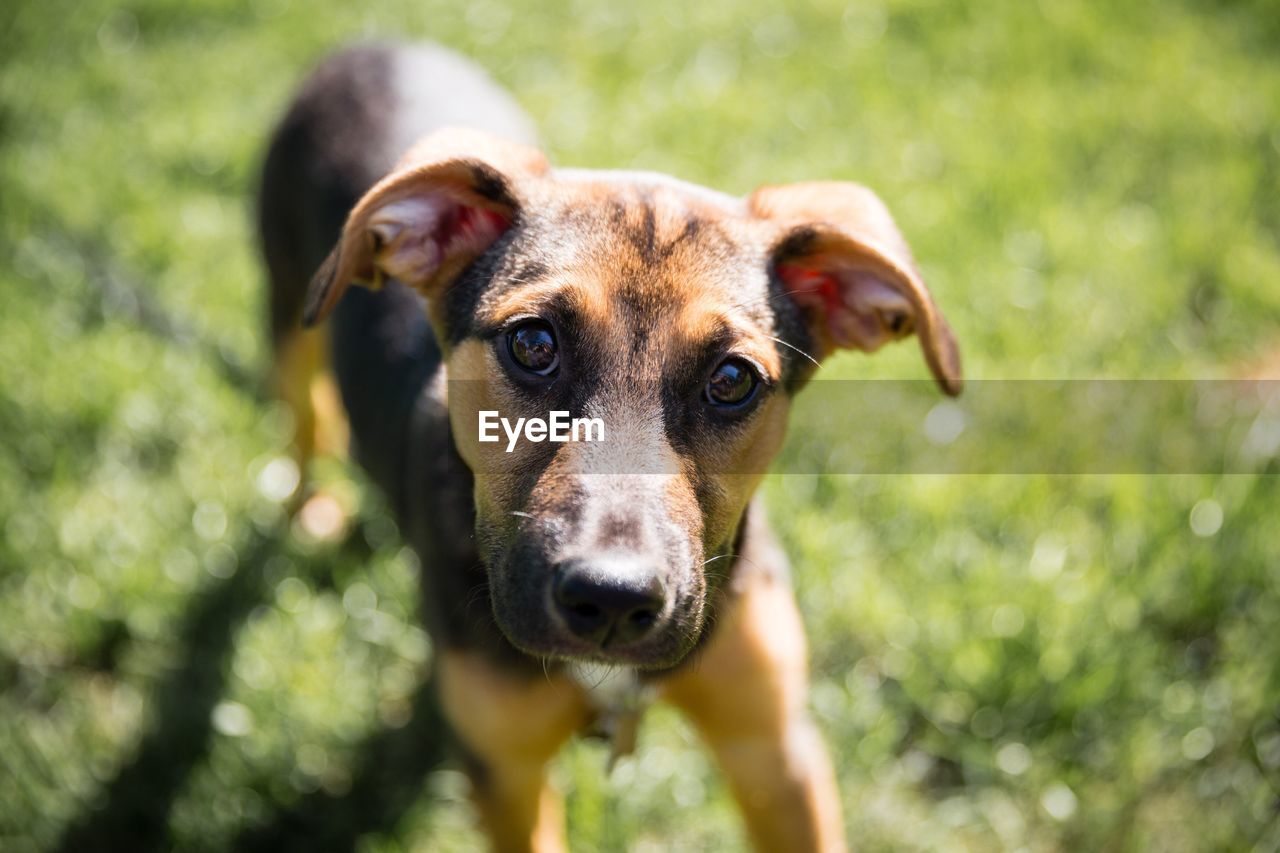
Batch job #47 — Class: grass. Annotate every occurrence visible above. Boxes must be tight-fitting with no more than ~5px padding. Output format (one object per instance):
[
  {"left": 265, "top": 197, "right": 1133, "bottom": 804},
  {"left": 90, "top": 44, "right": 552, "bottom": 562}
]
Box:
[{"left": 2, "top": 0, "right": 1280, "bottom": 849}]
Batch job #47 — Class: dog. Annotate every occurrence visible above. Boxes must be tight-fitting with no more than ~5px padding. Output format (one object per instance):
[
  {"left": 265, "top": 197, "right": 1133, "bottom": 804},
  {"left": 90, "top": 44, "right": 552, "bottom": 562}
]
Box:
[{"left": 259, "top": 41, "right": 961, "bottom": 853}]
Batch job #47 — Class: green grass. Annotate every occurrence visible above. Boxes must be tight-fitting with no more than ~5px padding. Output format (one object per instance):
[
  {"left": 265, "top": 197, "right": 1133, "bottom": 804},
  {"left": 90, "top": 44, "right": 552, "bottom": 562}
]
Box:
[{"left": 3, "top": 0, "right": 1280, "bottom": 849}]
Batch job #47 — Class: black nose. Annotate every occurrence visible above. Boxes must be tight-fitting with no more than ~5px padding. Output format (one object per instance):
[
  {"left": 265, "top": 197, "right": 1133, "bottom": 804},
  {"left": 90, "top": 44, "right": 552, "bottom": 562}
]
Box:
[{"left": 553, "top": 559, "right": 666, "bottom": 646}]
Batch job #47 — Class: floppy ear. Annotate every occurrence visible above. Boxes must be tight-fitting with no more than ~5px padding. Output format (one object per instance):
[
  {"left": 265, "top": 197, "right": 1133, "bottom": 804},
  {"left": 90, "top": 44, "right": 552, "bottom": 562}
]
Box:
[
  {"left": 749, "top": 181, "right": 962, "bottom": 395},
  {"left": 303, "top": 128, "right": 550, "bottom": 326}
]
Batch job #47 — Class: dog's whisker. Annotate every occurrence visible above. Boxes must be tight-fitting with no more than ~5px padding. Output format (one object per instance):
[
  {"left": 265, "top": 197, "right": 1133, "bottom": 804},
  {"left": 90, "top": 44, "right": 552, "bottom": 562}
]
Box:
[
  {"left": 510, "top": 510, "right": 555, "bottom": 530},
  {"left": 596, "top": 663, "right": 619, "bottom": 692},
  {"left": 766, "top": 334, "right": 821, "bottom": 368},
  {"left": 724, "top": 284, "right": 824, "bottom": 316}
]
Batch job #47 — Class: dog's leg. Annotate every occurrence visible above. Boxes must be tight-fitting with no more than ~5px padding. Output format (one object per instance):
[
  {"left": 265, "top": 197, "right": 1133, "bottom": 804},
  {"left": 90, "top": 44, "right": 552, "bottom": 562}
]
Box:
[
  {"left": 272, "top": 327, "right": 320, "bottom": 472},
  {"left": 662, "top": 564, "right": 845, "bottom": 853},
  {"left": 270, "top": 325, "right": 352, "bottom": 541},
  {"left": 437, "top": 651, "right": 590, "bottom": 853},
  {"left": 271, "top": 327, "right": 348, "bottom": 478}
]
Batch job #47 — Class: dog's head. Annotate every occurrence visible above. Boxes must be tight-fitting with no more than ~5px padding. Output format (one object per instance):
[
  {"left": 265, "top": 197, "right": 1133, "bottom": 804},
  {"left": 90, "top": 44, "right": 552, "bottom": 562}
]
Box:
[{"left": 306, "top": 129, "right": 961, "bottom": 669}]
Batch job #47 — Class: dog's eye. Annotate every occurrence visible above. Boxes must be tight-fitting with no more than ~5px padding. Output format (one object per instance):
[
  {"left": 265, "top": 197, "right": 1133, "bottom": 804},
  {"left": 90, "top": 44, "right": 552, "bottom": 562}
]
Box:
[
  {"left": 508, "top": 320, "right": 559, "bottom": 375},
  {"left": 705, "top": 358, "right": 759, "bottom": 408}
]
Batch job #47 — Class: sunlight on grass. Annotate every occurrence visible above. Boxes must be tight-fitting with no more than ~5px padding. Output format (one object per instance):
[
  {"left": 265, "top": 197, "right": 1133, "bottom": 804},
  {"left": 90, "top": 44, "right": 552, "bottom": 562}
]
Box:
[{"left": 2, "top": 0, "right": 1279, "bottom": 849}]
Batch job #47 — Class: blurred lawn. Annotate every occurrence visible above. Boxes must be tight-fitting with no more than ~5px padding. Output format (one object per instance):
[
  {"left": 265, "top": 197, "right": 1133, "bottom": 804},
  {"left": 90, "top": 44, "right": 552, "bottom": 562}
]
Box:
[{"left": 3, "top": 0, "right": 1280, "bottom": 850}]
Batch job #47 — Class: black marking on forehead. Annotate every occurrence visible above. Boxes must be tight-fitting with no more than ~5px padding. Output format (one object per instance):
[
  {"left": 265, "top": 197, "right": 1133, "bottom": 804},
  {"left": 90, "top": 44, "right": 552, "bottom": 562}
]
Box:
[
  {"left": 606, "top": 198, "right": 627, "bottom": 226},
  {"left": 638, "top": 204, "right": 658, "bottom": 262},
  {"left": 556, "top": 184, "right": 735, "bottom": 271},
  {"left": 628, "top": 320, "right": 651, "bottom": 358},
  {"left": 678, "top": 215, "right": 702, "bottom": 243},
  {"left": 618, "top": 192, "right": 713, "bottom": 268}
]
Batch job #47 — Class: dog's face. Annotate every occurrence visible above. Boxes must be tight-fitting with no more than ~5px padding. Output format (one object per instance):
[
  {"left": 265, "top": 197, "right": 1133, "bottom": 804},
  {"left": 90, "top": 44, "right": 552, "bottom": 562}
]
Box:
[{"left": 307, "top": 129, "right": 961, "bottom": 669}]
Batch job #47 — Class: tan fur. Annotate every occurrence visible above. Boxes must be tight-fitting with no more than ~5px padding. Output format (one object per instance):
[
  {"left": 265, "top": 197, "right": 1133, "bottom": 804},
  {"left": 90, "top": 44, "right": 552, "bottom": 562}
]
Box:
[
  {"left": 663, "top": 529, "right": 845, "bottom": 853},
  {"left": 487, "top": 279, "right": 614, "bottom": 332},
  {"left": 438, "top": 651, "right": 591, "bottom": 853}
]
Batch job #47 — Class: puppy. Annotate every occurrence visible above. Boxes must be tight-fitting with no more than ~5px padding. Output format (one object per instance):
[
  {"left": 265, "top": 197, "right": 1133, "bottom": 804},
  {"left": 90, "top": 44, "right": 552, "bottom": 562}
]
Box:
[{"left": 259, "top": 41, "right": 961, "bottom": 853}]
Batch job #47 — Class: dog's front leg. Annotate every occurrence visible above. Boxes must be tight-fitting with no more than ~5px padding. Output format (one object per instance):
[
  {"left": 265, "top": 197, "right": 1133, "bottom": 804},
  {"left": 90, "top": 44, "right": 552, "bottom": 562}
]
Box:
[
  {"left": 662, "top": 566, "right": 846, "bottom": 853},
  {"left": 438, "top": 651, "right": 590, "bottom": 853}
]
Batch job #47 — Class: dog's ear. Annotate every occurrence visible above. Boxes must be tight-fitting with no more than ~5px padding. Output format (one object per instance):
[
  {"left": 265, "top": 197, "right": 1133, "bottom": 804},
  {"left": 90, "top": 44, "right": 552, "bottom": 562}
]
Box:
[
  {"left": 749, "top": 181, "right": 962, "bottom": 395},
  {"left": 303, "top": 128, "right": 550, "bottom": 327}
]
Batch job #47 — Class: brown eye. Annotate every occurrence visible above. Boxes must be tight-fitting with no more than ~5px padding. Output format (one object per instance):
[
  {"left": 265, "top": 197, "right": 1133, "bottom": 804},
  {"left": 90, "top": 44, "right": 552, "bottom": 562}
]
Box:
[
  {"left": 508, "top": 320, "right": 559, "bottom": 375},
  {"left": 705, "top": 358, "right": 759, "bottom": 408}
]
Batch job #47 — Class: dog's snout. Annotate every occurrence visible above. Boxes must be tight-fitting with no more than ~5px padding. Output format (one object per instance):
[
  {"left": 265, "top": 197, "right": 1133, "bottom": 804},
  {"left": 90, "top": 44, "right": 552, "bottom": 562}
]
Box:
[{"left": 553, "top": 558, "right": 666, "bottom": 647}]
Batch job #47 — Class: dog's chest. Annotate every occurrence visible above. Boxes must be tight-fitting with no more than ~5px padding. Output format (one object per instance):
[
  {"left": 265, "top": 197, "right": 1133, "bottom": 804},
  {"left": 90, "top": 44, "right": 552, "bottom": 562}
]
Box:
[{"left": 568, "top": 663, "right": 656, "bottom": 770}]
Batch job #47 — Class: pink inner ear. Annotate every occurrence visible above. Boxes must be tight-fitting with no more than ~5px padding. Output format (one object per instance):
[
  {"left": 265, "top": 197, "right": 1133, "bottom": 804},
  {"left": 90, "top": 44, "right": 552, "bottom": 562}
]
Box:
[
  {"left": 450, "top": 205, "right": 512, "bottom": 256},
  {"left": 369, "top": 194, "right": 511, "bottom": 286},
  {"left": 777, "top": 262, "right": 914, "bottom": 352}
]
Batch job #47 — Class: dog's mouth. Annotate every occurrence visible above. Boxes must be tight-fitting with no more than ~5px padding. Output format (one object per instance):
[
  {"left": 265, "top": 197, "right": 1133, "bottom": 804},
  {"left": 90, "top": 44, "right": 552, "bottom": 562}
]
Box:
[
  {"left": 524, "top": 633, "right": 699, "bottom": 669},
  {"left": 520, "top": 635, "right": 702, "bottom": 671}
]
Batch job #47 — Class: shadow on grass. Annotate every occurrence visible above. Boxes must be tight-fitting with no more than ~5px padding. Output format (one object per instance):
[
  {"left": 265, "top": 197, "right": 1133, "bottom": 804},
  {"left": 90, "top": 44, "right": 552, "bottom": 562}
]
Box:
[
  {"left": 234, "top": 675, "right": 446, "bottom": 853},
  {"left": 54, "top": 527, "right": 281, "bottom": 853},
  {"left": 55, "top": 522, "right": 450, "bottom": 853}
]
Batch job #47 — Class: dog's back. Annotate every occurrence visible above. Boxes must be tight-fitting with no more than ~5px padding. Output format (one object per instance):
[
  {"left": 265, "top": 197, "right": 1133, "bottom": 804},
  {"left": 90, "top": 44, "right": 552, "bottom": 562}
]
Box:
[{"left": 258, "top": 42, "right": 534, "bottom": 508}]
